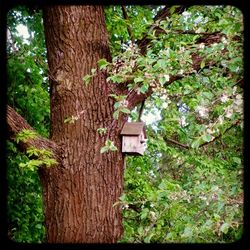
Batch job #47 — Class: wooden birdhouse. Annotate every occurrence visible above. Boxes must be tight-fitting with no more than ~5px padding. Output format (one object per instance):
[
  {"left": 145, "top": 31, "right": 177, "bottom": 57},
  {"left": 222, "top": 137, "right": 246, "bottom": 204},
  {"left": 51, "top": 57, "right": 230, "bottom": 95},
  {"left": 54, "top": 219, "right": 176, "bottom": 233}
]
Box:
[{"left": 120, "top": 122, "right": 147, "bottom": 156}]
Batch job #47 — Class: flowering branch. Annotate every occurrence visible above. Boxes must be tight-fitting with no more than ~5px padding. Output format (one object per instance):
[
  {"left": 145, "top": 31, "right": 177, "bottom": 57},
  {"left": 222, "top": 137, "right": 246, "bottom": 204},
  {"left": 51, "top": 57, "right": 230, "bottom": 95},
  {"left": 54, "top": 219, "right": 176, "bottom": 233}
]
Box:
[{"left": 163, "top": 119, "right": 242, "bottom": 150}]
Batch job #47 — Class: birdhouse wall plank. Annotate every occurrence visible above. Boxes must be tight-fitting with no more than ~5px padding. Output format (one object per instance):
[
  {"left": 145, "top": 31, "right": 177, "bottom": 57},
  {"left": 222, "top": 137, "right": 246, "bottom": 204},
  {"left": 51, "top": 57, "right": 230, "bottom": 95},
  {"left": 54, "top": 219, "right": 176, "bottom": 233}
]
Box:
[{"left": 120, "top": 122, "right": 147, "bottom": 156}]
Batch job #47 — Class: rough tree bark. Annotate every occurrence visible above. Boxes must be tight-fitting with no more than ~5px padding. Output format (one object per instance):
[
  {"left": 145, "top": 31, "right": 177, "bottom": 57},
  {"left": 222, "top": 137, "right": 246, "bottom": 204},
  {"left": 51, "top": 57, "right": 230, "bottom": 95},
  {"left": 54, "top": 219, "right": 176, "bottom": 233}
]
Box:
[{"left": 40, "top": 6, "right": 126, "bottom": 243}]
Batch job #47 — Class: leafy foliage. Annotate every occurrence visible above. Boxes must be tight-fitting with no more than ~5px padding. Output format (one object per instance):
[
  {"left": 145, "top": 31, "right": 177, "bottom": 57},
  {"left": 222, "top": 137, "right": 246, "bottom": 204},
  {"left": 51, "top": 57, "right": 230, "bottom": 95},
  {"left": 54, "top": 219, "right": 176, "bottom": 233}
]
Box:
[
  {"left": 19, "top": 146, "right": 57, "bottom": 171},
  {"left": 6, "top": 141, "right": 45, "bottom": 242},
  {"left": 15, "top": 129, "right": 38, "bottom": 143},
  {"left": 105, "top": 5, "right": 243, "bottom": 243},
  {"left": 7, "top": 7, "right": 48, "bottom": 242},
  {"left": 100, "top": 139, "right": 118, "bottom": 154},
  {"left": 7, "top": 7, "right": 50, "bottom": 137},
  {"left": 118, "top": 131, "right": 243, "bottom": 243}
]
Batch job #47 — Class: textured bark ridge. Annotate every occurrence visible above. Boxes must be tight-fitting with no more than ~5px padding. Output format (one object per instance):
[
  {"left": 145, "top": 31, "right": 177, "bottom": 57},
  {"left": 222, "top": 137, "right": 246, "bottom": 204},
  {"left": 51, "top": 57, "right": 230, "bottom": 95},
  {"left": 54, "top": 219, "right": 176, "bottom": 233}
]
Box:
[{"left": 41, "top": 6, "right": 125, "bottom": 243}]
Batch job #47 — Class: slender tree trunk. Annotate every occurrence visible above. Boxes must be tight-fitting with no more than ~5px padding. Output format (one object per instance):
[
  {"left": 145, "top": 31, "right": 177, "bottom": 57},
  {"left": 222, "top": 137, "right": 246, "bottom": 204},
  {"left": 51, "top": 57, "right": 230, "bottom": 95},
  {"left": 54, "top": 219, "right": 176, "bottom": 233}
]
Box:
[{"left": 39, "top": 6, "right": 125, "bottom": 243}]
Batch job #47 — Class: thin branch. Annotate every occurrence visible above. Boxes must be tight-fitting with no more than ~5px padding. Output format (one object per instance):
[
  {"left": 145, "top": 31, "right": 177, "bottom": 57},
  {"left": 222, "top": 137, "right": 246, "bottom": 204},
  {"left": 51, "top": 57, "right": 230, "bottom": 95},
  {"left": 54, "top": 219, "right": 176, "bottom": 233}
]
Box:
[
  {"left": 163, "top": 119, "right": 242, "bottom": 150},
  {"left": 163, "top": 136, "right": 189, "bottom": 149},
  {"left": 126, "top": 87, "right": 153, "bottom": 110},
  {"left": 137, "top": 99, "right": 145, "bottom": 122},
  {"left": 137, "top": 5, "right": 190, "bottom": 55},
  {"left": 199, "top": 119, "right": 241, "bottom": 148},
  {"left": 233, "top": 78, "right": 244, "bottom": 88},
  {"left": 121, "top": 6, "right": 134, "bottom": 43}
]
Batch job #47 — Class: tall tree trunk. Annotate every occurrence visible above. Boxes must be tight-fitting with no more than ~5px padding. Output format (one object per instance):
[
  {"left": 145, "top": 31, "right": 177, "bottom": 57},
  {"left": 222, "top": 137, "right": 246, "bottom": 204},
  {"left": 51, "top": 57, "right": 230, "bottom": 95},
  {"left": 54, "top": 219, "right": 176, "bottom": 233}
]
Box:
[{"left": 40, "top": 6, "right": 125, "bottom": 243}]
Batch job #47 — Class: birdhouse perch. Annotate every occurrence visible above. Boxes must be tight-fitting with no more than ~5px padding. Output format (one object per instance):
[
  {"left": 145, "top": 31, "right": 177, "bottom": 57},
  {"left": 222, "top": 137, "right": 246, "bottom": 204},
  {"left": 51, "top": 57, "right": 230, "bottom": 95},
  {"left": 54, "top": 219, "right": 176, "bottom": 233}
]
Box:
[{"left": 120, "top": 122, "right": 147, "bottom": 156}]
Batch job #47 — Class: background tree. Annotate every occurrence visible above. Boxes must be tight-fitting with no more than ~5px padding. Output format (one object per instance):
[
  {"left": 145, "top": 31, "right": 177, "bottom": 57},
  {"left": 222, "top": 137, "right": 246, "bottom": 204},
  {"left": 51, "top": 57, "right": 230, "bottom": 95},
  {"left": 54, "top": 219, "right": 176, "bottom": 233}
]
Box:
[{"left": 6, "top": 5, "right": 243, "bottom": 243}]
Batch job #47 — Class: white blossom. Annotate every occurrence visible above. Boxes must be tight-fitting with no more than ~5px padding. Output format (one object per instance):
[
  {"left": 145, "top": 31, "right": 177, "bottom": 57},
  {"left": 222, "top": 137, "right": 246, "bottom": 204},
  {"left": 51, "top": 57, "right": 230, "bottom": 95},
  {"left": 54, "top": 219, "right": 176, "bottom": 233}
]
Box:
[
  {"left": 180, "top": 117, "right": 188, "bottom": 127},
  {"left": 196, "top": 105, "right": 209, "bottom": 118},
  {"left": 195, "top": 27, "right": 203, "bottom": 33},
  {"left": 235, "top": 66, "right": 240, "bottom": 73},
  {"left": 164, "top": 74, "right": 170, "bottom": 82},
  {"left": 221, "top": 61, "right": 227, "bottom": 67},
  {"left": 225, "top": 107, "right": 233, "bottom": 118},
  {"left": 162, "top": 102, "right": 168, "bottom": 109},
  {"left": 206, "top": 128, "right": 213, "bottom": 134},
  {"left": 220, "top": 94, "right": 229, "bottom": 103},
  {"left": 194, "top": 16, "right": 203, "bottom": 24},
  {"left": 218, "top": 115, "right": 224, "bottom": 124},
  {"left": 221, "top": 37, "right": 228, "bottom": 44},
  {"left": 150, "top": 211, "right": 156, "bottom": 220},
  {"left": 198, "top": 43, "right": 205, "bottom": 49},
  {"left": 199, "top": 195, "right": 207, "bottom": 201},
  {"left": 178, "top": 69, "right": 184, "bottom": 75},
  {"left": 232, "top": 86, "right": 237, "bottom": 94},
  {"left": 123, "top": 204, "right": 129, "bottom": 209},
  {"left": 179, "top": 47, "right": 185, "bottom": 53},
  {"left": 182, "top": 11, "right": 191, "bottom": 18}
]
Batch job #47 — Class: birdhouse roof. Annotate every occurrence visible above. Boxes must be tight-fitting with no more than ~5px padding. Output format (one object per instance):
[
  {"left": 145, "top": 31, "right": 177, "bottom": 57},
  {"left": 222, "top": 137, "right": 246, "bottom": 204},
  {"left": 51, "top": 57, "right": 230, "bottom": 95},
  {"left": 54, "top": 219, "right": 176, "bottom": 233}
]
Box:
[{"left": 120, "top": 122, "right": 146, "bottom": 137}]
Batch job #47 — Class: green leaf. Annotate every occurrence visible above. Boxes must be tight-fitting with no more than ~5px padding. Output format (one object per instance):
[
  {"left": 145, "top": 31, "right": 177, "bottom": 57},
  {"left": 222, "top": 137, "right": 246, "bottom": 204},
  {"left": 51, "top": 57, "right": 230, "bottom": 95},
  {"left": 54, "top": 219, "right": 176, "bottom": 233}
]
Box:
[
  {"left": 64, "top": 116, "right": 78, "bottom": 124},
  {"left": 202, "top": 134, "right": 213, "bottom": 142},
  {"left": 97, "top": 58, "right": 109, "bottom": 70},
  {"left": 64, "top": 117, "right": 72, "bottom": 123},
  {"left": 100, "top": 146, "right": 109, "bottom": 154},
  {"left": 19, "top": 162, "right": 27, "bottom": 168},
  {"left": 15, "top": 129, "right": 38, "bottom": 143},
  {"left": 157, "top": 59, "right": 167, "bottom": 69},
  {"left": 140, "top": 84, "right": 149, "bottom": 94},
  {"left": 43, "top": 158, "right": 58, "bottom": 167},
  {"left": 159, "top": 76, "right": 166, "bottom": 85},
  {"left": 144, "top": 233, "right": 154, "bottom": 243},
  {"left": 97, "top": 127, "right": 107, "bottom": 135},
  {"left": 220, "top": 222, "right": 230, "bottom": 234},
  {"left": 113, "top": 110, "right": 120, "bottom": 119},
  {"left": 114, "top": 101, "right": 121, "bottom": 109},
  {"left": 202, "top": 91, "right": 213, "bottom": 100},
  {"left": 191, "top": 138, "right": 202, "bottom": 149},
  {"left": 137, "top": 226, "right": 144, "bottom": 235},
  {"left": 82, "top": 74, "right": 92, "bottom": 85},
  {"left": 140, "top": 208, "right": 149, "bottom": 220},
  {"left": 101, "top": 140, "right": 117, "bottom": 153},
  {"left": 107, "top": 75, "right": 124, "bottom": 83},
  {"left": 233, "top": 157, "right": 241, "bottom": 164},
  {"left": 110, "top": 145, "right": 118, "bottom": 151},
  {"left": 134, "top": 77, "right": 144, "bottom": 83},
  {"left": 200, "top": 60, "right": 206, "bottom": 69},
  {"left": 120, "top": 108, "right": 131, "bottom": 114},
  {"left": 181, "top": 226, "right": 193, "bottom": 238}
]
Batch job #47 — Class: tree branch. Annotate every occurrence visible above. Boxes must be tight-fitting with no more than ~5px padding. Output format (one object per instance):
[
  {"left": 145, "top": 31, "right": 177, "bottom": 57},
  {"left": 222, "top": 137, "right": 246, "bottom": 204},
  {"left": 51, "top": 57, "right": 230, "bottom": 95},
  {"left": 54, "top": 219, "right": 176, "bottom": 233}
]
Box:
[
  {"left": 163, "top": 119, "right": 242, "bottom": 150},
  {"left": 118, "top": 6, "right": 242, "bottom": 113},
  {"left": 126, "top": 87, "right": 153, "bottom": 110},
  {"left": 137, "top": 5, "right": 190, "bottom": 55},
  {"left": 199, "top": 119, "right": 241, "bottom": 148},
  {"left": 137, "top": 99, "right": 145, "bottom": 122},
  {"left": 6, "top": 105, "right": 61, "bottom": 163},
  {"left": 163, "top": 136, "right": 190, "bottom": 149},
  {"left": 134, "top": 5, "right": 230, "bottom": 91},
  {"left": 121, "top": 6, "right": 134, "bottom": 43}
]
